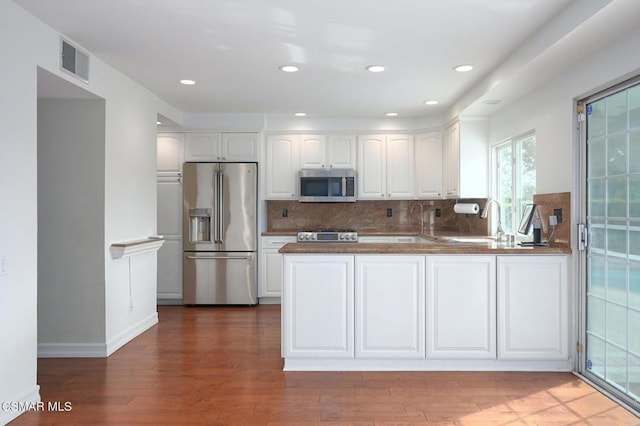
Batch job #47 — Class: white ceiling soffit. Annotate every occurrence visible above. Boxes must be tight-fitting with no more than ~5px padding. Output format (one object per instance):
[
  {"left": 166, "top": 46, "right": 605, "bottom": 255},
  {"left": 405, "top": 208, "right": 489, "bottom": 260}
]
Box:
[
  {"left": 15, "top": 0, "right": 632, "bottom": 119},
  {"left": 37, "top": 67, "right": 101, "bottom": 100}
]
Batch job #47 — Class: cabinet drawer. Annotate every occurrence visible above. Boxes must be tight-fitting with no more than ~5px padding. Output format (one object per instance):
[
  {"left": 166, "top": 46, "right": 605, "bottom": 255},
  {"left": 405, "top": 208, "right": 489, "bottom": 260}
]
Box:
[{"left": 262, "top": 236, "right": 296, "bottom": 249}]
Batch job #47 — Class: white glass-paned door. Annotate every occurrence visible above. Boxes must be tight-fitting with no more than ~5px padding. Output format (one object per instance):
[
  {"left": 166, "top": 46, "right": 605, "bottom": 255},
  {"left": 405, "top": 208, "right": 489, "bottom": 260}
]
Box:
[{"left": 583, "top": 80, "right": 640, "bottom": 410}]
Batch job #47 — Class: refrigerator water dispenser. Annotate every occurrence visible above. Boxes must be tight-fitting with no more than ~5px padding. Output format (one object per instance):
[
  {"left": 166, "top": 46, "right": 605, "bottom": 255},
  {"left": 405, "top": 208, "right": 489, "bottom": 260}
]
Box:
[{"left": 189, "top": 208, "right": 212, "bottom": 243}]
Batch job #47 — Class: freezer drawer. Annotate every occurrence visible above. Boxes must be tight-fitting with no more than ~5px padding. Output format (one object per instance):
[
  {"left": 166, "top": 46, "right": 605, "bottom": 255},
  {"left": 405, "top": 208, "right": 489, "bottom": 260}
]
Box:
[{"left": 183, "top": 252, "right": 257, "bottom": 305}]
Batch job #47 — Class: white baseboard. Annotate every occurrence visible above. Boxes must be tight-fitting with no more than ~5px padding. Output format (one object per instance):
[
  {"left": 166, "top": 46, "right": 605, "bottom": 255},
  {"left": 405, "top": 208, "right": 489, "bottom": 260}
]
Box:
[
  {"left": 38, "top": 342, "right": 107, "bottom": 358},
  {"left": 106, "top": 312, "right": 158, "bottom": 356},
  {"left": 37, "top": 312, "right": 158, "bottom": 358},
  {"left": 0, "top": 385, "right": 40, "bottom": 425},
  {"left": 258, "top": 297, "right": 281, "bottom": 305}
]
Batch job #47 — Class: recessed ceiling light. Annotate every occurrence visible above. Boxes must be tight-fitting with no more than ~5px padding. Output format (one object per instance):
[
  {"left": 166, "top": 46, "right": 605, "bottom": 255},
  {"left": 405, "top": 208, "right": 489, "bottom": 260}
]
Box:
[
  {"left": 453, "top": 64, "right": 474, "bottom": 73},
  {"left": 180, "top": 79, "right": 196, "bottom": 85},
  {"left": 385, "top": 112, "right": 398, "bottom": 117},
  {"left": 279, "top": 65, "right": 299, "bottom": 73},
  {"left": 156, "top": 121, "right": 162, "bottom": 125},
  {"left": 423, "top": 100, "right": 439, "bottom": 105},
  {"left": 294, "top": 112, "right": 307, "bottom": 117},
  {"left": 482, "top": 99, "right": 502, "bottom": 105},
  {"left": 366, "top": 65, "right": 385, "bottom": 73}
]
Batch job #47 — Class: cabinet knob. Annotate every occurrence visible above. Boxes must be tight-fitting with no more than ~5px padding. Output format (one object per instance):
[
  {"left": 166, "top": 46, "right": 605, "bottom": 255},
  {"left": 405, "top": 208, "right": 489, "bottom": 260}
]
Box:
[
  {"left": 322, "top": 164, "right": 325, "bottom": 168},
  {"left": 222, "top": 157, "right": 226, "bottom": 160}
]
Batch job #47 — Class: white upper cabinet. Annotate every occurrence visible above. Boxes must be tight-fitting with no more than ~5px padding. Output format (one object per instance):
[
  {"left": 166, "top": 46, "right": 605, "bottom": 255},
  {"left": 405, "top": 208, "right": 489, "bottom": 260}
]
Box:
[
  {"left": 327, "top": 135, "right": 357, "bottom": 169},
  {"left": 299, "top": 134, "right": 356, "bottom": 169},
  {"left": 157, "top": 133, "right": 184, "bottom": 176},
  {"left": 357, "top": 134, "right": 413, "bottom": 199},
  {"left": 357, "top": 135, "right": 386, "bottom": 199},
  {"left": 415, "top": 132, "right": 443, "bottom": 199},
  {"left": 299, "top": 135, "right": 327, "bottom": 169},
  {"left": 443, "top": 119, "right": 488, "bottom": 199},
  {"left": 221, "top": 132, "right": 259, "bottom": 161},
  {"left": 185, "top": 132, "right": 258, "bottom": 162},
  {"left": 185, "top": 133, "right": 221, "bottom": 161},
  {"left": 265, "top": 135, "right": 299, "bottom": 199},
  {"left": 442, "top": 122, "right": 460, "bottom": 198},
  {"left": 386, "top": 135, "right": 414, "bottom": 199}
]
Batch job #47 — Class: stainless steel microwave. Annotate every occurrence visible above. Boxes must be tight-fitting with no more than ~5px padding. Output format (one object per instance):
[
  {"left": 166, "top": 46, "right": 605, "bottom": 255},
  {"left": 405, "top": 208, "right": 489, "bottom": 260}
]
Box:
[{"left": 298, "top": 169, "right": 357, "bottom": 202}]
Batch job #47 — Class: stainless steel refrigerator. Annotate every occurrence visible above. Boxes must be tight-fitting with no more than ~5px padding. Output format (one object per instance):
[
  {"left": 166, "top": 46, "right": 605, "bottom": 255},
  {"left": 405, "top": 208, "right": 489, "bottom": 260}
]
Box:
[{"left": 182, "top": 162, "right": 258, "bottom": 305}]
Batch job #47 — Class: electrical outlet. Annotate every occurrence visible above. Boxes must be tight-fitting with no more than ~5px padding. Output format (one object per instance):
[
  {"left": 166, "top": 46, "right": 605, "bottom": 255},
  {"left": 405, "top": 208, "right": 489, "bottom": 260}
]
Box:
[
  {"left": 282, "top": 208, "right": 288, "bottom": 218},
  {"left": 386, "top": 208, "right": 393, "bottom": 217},
  {"left": 553, "top": 208, "right": 563, "bottom": 224},
  {"left": 435, "top": 208, "right": 441, "bottom": 218}
]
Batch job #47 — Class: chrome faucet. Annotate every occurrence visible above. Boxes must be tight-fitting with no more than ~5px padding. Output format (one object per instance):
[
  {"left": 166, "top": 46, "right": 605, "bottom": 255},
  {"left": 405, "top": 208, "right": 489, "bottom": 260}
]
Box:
[
  {"left": 480, "top": 198, "right": 505, "bottom": 241},
  {"left": 410, "top": 202, "right": 425, "bottom": 234}
]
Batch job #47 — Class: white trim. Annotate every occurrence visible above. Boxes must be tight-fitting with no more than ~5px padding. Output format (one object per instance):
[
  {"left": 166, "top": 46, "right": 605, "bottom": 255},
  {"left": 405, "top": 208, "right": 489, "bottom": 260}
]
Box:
[
  {"left": 109, "top": 237, "right": 164, "bottom": 259},
  {"left": 0, "top": 385, "right": 41, "bottom": 425},
  {"left": 37, "top": 313, "right": 158, "bottom": 358},
  {"left": 106, "top": 312, "right": 158, "bottom": 356},
  {"left": 38, "top": 342, "right": 107, "bottom": 358},
  {"left": 283, "top": 358, "right": 573, "bottom": 372}
]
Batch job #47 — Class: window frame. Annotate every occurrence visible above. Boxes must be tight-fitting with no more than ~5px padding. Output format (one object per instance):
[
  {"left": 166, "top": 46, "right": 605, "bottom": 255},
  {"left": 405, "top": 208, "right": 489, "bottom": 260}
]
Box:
[{"left": 490, "top": 130, "right": 536, "bottom": 238}]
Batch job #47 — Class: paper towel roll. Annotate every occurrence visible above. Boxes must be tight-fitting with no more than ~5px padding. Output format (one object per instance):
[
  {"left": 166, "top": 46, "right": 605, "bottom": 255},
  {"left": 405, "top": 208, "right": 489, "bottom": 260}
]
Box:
[{"left": 454, "top": 203, "right": 480, "bottom": 214}]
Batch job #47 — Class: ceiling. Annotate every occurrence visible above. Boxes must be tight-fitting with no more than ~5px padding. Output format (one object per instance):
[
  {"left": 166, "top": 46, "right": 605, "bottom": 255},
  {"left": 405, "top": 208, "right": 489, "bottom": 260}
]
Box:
[{"left": 13, "top": 0, "right": 638, "bottom": 119}]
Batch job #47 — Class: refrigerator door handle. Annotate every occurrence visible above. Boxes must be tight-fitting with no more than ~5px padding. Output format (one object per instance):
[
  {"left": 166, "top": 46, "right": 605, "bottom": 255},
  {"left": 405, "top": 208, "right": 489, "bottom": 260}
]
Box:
[
  {"left": 186, "top": 255, "right": 251, "bottom": 260},
  {"left": 213, "top": 170, "right": 220, "bottom": 244},
  {"left": 219, "top": 172, "right": 224, "bottom": 243}
]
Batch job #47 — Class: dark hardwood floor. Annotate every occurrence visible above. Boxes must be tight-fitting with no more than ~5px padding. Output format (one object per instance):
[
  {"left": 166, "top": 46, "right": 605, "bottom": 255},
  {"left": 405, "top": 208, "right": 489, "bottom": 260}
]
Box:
[{"left": 12, "top": 305, "right": 639, "bottom": 425}]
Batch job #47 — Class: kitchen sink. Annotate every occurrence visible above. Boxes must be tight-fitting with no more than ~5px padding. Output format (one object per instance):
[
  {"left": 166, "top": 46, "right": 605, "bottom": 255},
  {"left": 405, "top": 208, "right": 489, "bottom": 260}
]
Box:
[{"left": 442, "top": 236, "right": 497, "bottom": 243}]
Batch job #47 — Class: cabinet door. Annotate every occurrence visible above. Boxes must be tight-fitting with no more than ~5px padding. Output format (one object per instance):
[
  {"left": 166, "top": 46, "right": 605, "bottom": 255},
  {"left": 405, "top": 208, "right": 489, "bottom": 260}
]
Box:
[
  {"left": 157, "top": 133, "right": 184, "bottom": 176},
  {"left": 157, "top": 178, "right": 182, "bottom": 236},
  {"left": 265, "top": 135, "right": 298, "bottom": 199},
  {"left": 221, "top": 132, "right": 258, "bottom": 162},
  {"left": 355, "top": 256, "right": 425, "bottom": 358},
  {"left": 415, "top": 132, "right": 442, "bottom": 199},
  {"left": 185, "top": 133, "right": 221, "bottom": 161},
  {"left": 386, "top": 134, "right": 414, "bottom": 199},
  {"left": 283, "top": 255, "right": 354, "bottom": 358},
  {"left": 443, "top": 122, "right": 460, "bottom": 198},
  {"left": 259, "top": 236, "right": 295, "bottom": 299},
  {"left": 299, "top": 135, "right": 327, "bottom": 169},
  {"left": 497, "top": 256, "right": 568, "bottom": 360},
  {"left": 426, "top": 256, "right": 496, "bottom": 359},
  {"left": 357, "top": 135, "right": 386, "bottom": 199},
  {"left": 327, "top": 135, "right": 356, "bottom": 169},
  {"left": 261, "top": 250, "right": 284, "bottom": 298},
  {"left": 157, "top": 237, "right": 183, "bottom": 301}
]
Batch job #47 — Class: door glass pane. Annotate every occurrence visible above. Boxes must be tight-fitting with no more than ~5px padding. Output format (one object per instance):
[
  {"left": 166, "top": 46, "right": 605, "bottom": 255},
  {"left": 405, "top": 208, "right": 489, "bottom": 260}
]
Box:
[
  {"left": 585, "top": 81, "right": 640, "bottom": 410},
  {"left": 607, "top": 91, "right": 627, "bottom": 135}
]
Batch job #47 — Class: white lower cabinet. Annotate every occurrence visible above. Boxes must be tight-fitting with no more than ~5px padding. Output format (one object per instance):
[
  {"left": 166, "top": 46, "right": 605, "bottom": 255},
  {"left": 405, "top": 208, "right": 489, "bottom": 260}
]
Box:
[
  {"left": 426, "top": 256, "right": 496, "bottom": 359},
  {"left": 497, "top": 255, "right": 568, "bottom": 360},
  {"left": 355, "top": 256, "right": 425, "bottom": 358},
  {"left": 282, "top": 253, "right": 570, "bottom": 370},
  {"left": 157, "top": 237, "right": 183, "bottom": 301},
  {"left": 283, "top": 255, "right": 354, "bottom": 358},
  {"left": 260, "top": 236, "right": 296, "bottom": 299}
]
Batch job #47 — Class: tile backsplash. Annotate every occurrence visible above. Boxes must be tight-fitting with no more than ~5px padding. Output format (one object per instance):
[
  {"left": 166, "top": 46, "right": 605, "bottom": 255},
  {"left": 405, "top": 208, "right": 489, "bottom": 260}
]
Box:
[
  {"left": 267, "top": 191, "right": 572, "bottom": 247},
  {"left": 267, "top": 199, "right": 491, "bottom": 235}
]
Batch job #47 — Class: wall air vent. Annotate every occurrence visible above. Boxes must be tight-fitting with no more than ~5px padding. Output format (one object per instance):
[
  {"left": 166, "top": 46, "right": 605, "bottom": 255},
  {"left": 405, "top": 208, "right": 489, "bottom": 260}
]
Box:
[{"left": 60, "top": 38, "right": 89, "bottom": 83}]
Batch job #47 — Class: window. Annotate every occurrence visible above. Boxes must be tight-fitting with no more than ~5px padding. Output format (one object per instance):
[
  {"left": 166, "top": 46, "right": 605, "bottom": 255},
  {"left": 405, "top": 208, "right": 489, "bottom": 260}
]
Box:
[{"left": 491, "top": 132, "right": 536, "bottom": 236}]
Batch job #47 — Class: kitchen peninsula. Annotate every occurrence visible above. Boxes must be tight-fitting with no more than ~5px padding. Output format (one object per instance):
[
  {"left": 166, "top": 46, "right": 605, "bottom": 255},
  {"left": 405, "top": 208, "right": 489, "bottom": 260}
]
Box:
[{"left": 279, "top": 237, "right": 571, "bottom": 372}]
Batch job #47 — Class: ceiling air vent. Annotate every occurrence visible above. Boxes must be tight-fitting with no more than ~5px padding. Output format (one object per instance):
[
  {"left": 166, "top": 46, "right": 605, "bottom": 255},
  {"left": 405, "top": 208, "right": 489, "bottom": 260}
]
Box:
[{"left": 60, "top": 38, "right": 89, "bottom": 83}]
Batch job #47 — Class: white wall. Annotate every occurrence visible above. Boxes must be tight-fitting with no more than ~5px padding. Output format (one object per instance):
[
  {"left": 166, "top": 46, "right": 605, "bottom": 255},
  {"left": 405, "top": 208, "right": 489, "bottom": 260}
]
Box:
[
  {"left": 0, "top": 2, "right": 180, "bottom": 422},
  {"left": 488, "top": 25, "right": 640, "bottom": 194},
  {"left": 38, "top": 99, "right": 106, "bottom": 345}
]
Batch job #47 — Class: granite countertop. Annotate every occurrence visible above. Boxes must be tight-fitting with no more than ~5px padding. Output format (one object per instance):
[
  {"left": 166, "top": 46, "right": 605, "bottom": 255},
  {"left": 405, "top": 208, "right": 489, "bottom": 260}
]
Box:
[{"left": 282, "top": 238, "right": 572, "bottom": 256}]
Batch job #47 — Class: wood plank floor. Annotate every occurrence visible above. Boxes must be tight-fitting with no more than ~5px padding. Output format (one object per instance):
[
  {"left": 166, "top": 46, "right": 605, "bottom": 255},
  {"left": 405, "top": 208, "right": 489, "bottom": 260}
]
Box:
[{"left": 12, "top": 305, "right": 640, "bottom": 425}]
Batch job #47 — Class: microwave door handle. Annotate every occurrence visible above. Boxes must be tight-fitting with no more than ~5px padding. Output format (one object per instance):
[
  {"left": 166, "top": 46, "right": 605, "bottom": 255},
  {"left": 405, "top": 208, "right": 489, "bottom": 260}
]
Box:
[{"left": 342, "top": 177, "right": 346, "bottom": 197}]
